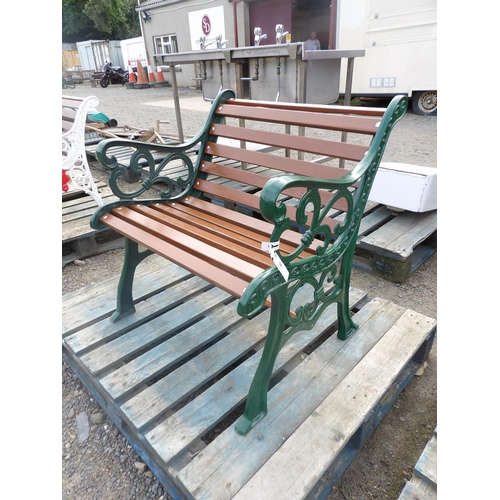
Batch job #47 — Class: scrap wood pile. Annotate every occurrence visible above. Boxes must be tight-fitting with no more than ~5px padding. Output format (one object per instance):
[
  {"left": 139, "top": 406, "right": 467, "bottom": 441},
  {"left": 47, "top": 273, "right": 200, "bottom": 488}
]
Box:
[{"left": 84, "top": 124, "right": 184, "bottom": 145}]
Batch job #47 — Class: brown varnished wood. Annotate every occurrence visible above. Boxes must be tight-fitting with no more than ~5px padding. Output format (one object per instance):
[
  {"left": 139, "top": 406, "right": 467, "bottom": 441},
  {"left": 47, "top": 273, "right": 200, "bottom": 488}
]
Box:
[
  {"left": 149, "top": 202, "right": 312, "bottom": 258},
  {"left": 99, "top": 213, "right": 250, "bottom": 298},
  {"left": 194, "top": 179, "right": 348, "bottom": 228},
  {"left": 130, "top": 204, "right": 274, "bottom": 268},
  {"left": 200, "top": 161, "right": 350, "bottom": 210},
  {"left": 215, "top": 104, "right": 381, "bottom": 135},
  {"left": 110, "top": 206, "right": 265, "bottom": 281},
  {"left": 175, "top": 197, "right": 321, "bottom": 251},
  {"left": 210, "top": 123, "right": 369, "bottom": 161},
  {"left": 227, "top": 98, "right": 386, "bottom": 117},
  {"left": 204, "top": 142, "right": 358, "bottom": 182}
]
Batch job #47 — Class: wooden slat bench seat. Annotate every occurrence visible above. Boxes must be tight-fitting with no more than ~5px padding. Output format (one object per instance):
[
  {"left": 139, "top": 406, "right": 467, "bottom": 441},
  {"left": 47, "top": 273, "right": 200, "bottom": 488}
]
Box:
[
  {"left": 90, "top": 88, "right": 408, "bottom": 435},
  {"left": 62, "top": 95, "right": 103, "bottom": 205}
]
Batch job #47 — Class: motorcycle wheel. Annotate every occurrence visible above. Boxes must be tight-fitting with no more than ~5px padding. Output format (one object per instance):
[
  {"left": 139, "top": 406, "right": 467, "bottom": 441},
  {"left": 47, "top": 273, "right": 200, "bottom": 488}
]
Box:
[
  {"left": 100, "top": 76, "right": 110, "bottom": 88},
  {"left": 124, "top": 74, "right": 129, "bottom": 83}
]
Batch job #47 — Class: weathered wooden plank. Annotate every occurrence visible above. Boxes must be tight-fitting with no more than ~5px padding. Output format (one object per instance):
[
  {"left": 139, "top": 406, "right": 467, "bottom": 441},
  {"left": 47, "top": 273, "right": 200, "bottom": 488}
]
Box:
[
  {"left": 144, "top": 288, "right": 367, "bottom": 465},
  {"left": 101, "top": 304, "right": 244, "bottom": 401},
  {"left": 62, "top": 257, "right": 192, "bottom": 333},
  {"left": 79, "top": 283, "right": 227, "bottom": 375},
  {"left": 398, "top": 480, "right": 436, "bottom": 500},
  {"left": 413, "top": 431, "right": 437, "bottom": 487},
  {"left": 359, "top": 211, "right": 437, "bottom": 259},
  {"left": 178, "top": 298, "right": 405, "bottom": 499},
  {"left": 64, "top": 274, "right": 209, "bottom": 354},
  {"left": 231, "top": 309, "right": 436, "bottom": 500},
  {"left": 122, "top": 304, "right": 272, "bottom": 430}
]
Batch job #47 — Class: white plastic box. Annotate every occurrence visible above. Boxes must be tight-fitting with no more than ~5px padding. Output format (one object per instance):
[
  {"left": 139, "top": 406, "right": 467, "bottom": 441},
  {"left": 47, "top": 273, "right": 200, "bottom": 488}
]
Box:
[{"left": 368, "top": 162, "right": 437, "bottom": 212}]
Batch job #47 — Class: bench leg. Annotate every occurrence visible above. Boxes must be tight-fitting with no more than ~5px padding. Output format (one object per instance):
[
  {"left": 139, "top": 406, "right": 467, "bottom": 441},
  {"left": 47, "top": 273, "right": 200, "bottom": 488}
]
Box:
[
  {"left": 235, "top": 285, "right": 288, "bottom": 436},
  {"left": 336, "top": 247, "right": 359, "bottom": 341},
  {"left": 111, "top": 238, "right": 153, "bottom": 322}
]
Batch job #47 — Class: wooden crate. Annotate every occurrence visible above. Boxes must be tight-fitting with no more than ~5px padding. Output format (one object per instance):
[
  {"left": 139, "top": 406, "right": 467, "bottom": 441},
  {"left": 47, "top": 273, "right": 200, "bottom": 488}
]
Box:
[{"left": 62, "top": 256, "right": 437, "bottom": 500}]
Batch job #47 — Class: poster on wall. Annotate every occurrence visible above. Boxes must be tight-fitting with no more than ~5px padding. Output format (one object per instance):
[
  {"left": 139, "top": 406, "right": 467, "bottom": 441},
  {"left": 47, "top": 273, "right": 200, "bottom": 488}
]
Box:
[{"left": 188, "top": 5, "right": 226, "bottom": 51}]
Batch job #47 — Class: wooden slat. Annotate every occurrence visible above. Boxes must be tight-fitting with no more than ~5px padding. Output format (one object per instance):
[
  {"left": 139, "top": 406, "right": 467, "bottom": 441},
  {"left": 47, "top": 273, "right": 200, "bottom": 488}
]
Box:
[
  {"left": 108, "top": 207, "right": 266, "bottom": 280},
  {"left": 175, "top": 197, "right": 319, "bottom": 249},
  {"left": 216, "top": 103, "right": 381, "bottom": 135},
  {"left": 130, "top": 204, "right": 274, "bottom": 268},
  {"left": 227, "top": 98, "right": 386, "bottom": 117},
  {"left": 200, "top": 160, "right": 349, "bottom": 210},
  {"left": 62, "top": 95, "right": 85, "bottom": 105},
  {"left": 149, "top": 202, "right": 314, "bottom": 258},
  {"left": 196, "top": 177, "right": 349, "bottom": 218},
  {"left": 81, "top": 285, "right": 229, "bottom": 375},
  {"left": 179, "top": 195, "right": 339, "bottom": 245},
  {"left": 210, "top": 123, "right": 369, "bottom": 161},
  {"left": 100, "top": 212, "right": 251, "bottom": 298},
  {"left": 204, "top": 142, "right": 354, "bottom": 182}
]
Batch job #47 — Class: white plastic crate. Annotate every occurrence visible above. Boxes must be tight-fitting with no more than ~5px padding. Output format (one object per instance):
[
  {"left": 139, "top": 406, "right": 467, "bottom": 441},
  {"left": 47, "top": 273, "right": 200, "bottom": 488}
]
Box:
[{"left": 368, "top": 163, "right": 437, "bottom": 212}]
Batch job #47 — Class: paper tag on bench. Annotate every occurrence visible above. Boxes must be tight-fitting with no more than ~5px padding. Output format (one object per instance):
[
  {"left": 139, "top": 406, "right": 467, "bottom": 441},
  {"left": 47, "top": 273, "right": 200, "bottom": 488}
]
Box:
[{"left": 262, "top": 241, "right": 289, "bottom": 282}]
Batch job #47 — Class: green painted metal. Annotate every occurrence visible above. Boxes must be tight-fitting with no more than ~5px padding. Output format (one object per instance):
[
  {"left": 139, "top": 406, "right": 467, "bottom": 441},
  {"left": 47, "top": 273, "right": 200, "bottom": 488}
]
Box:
[
  {"left": 90, "top": 89, "right": 408, "bottom": 435},
  {"left": 110, "top": 238, "right": 153, "bottom": 322}
]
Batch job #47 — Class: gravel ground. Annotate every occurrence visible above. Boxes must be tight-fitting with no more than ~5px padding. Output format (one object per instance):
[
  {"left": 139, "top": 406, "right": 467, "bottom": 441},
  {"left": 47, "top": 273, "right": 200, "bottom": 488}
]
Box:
[{"left": 62, "top": 81, "right": 437, "bottom": 500}]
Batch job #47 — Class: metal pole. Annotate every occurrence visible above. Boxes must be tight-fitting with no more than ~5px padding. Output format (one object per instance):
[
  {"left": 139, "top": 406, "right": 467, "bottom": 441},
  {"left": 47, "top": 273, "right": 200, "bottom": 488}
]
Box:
[
  {"left": 169, "top": 64, "right": 184, "bottom": 143},
  {"left": 339, "top": 57, "right": 354, "bottom": 168}
]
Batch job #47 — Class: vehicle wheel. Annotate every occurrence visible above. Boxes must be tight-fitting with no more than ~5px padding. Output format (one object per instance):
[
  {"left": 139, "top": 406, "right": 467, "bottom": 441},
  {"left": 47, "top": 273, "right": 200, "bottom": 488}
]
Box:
[
  {"left": 100, "top": 76, "right": 110, "bottom": 88},
  {"left": 412, "top": 91, "right": 437, "bottom": 115},
  {"left": 124, "top": 74, "right": 129, "bottom": 83}
]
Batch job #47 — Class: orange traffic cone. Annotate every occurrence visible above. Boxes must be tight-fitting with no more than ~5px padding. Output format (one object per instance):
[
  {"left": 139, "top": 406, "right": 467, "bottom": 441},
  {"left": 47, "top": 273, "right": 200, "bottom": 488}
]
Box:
[
  {"left": 128, "top": 60, "right": 136, "bottom": 83},
  {"left": 156, "top": 66, "right": 166, "bottom": 82},
  {"left": 136, "top": 60, "right": 148, "bottom": 84},
  {"left": 147, "top": 60, "right": 156, "bottom": 82}
]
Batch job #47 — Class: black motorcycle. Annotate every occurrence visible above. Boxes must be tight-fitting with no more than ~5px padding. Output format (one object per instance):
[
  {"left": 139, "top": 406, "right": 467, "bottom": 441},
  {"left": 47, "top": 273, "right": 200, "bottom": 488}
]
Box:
[{"left": 100, "top": 63, "right": 130, "bottom": 87}]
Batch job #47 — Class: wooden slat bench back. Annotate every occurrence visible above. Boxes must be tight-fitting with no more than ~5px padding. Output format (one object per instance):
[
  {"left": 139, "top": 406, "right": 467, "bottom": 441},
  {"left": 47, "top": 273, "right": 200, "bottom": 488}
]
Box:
[{"left": 90, "top": 88, "right": 408, "bottom": 435}]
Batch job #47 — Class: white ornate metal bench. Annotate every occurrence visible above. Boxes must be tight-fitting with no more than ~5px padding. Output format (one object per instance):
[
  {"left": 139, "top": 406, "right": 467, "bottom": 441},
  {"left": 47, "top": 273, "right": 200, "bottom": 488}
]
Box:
[{"left": 62, "top": 95, "right": 103, "bottom": 205}]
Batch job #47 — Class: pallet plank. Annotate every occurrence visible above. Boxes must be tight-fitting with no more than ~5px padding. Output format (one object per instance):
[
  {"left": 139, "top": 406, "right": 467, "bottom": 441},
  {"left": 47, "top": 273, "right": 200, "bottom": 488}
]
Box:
[
  {"left": 359, "top": 211, "right": 437, "bottom": 259},
  {"left": 80, "top": 283, "right": 225, "bottom": 375},
  {"left": 413, "top": 431, "right": 437, "bottom": 486},
  {"left": 62, "top": 257, "right": 192, "bottom": 334},
  {"left": 102, "top": 304, "right": 244, "bottom": 401}
]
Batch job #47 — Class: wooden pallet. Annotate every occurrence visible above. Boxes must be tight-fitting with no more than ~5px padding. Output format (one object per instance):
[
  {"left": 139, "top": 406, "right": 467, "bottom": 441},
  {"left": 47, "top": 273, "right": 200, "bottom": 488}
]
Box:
[
  {"left": 62, "top": 182, "right": 123, "bottom": 267},
  {"left": 62, "top": 255, "right": 437, "bottom": 500},
  {"left": 399, "top": 427, "right": 437, "bottom": 500}
]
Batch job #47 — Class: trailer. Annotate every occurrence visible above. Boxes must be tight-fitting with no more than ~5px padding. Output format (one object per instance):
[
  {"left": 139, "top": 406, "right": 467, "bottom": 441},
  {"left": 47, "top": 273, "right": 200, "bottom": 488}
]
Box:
[{"left": 337, "top": 0, "right": 437, "bottom": 115}]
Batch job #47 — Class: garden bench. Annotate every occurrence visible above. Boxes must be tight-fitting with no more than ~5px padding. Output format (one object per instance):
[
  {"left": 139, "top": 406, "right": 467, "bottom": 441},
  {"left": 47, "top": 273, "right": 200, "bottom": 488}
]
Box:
[
  {"left": 90, "top": 89, "right": 407, "bottom": 435},
  {"left": 62, "top": 95, "right": 103, "bottom": 205}
]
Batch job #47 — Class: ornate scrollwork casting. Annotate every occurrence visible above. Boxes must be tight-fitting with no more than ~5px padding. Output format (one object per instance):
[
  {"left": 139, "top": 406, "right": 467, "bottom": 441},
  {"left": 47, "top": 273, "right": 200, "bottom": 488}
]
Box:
[
  {"left": 98, "top": 141, "right": 198, "bottom": 202},
  {"left": 62, "top": 95, "right": 103, "bottom": 205}
]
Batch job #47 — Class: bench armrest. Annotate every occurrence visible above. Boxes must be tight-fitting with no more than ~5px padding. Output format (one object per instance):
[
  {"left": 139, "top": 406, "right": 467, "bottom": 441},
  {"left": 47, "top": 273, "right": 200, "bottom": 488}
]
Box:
[
  {"left": 238, "top": 94, "right": 408, "bottom": 319},
  {"left": 91, "top": 89, "right": 239, "bottom": 230},
  {"left": 96, "top": 136, "right": 202, "bottom": 197}
]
